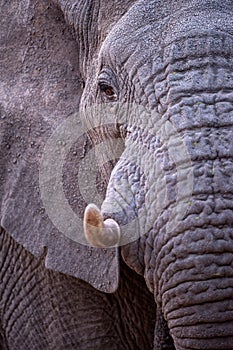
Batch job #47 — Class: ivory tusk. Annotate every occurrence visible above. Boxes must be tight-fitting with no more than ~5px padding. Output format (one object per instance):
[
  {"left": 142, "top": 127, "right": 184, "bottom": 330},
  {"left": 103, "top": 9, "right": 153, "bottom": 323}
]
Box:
[{"left": 83, "top": 204, "right": 120, "bottom": 248}]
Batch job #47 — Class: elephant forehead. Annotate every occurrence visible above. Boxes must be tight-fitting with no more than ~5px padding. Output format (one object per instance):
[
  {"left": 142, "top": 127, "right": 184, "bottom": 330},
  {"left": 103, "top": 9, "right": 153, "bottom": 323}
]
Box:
[{"left": 100, "top": 0, "right": 233, "bottom": 69}]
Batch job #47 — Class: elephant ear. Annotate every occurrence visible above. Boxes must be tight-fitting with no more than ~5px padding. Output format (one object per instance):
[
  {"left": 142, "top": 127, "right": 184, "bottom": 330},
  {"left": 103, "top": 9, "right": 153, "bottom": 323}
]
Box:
[{"left": 0, "top": 0, "right": 133, "bottom": 292}]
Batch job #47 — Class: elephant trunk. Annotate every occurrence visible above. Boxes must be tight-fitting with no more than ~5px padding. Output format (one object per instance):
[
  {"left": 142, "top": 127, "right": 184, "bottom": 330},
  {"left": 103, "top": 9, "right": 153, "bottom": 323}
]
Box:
[
  {"left": 154, "top": 134, "right": 233, "bottom": 347},
  {"left": 151, "top": 33, "right": 233, "bottom": 349},
  {"left": 157, "top": 224, "right": 233, "bottom": 350}
]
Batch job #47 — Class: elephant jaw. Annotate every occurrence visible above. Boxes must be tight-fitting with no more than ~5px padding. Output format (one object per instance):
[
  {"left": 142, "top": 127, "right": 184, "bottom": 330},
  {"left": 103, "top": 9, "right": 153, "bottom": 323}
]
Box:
[{"left": 84, "top": 204, "right": 121, "bottom": 248}]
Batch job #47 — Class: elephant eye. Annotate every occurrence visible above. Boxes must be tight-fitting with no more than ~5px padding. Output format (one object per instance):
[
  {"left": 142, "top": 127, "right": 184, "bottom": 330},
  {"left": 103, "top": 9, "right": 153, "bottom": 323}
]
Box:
[{"left": 99, "top": 83, "right": 117, "bottom": 100}]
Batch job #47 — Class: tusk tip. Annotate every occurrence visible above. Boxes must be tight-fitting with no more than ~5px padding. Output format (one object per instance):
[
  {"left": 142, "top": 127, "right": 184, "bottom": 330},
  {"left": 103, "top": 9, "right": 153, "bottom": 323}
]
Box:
[
  {"left": 83, "top": 204, "right": 121, "bottom": 248},
  {"left": 84, "top": 204, "right": 103, "bottom": 229}
]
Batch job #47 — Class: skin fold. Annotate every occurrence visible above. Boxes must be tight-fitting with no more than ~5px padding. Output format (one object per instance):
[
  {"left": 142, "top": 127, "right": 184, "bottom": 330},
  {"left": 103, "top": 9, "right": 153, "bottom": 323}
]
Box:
[{"left": 1, "top": 0, "right": 233, "bottom": 349}]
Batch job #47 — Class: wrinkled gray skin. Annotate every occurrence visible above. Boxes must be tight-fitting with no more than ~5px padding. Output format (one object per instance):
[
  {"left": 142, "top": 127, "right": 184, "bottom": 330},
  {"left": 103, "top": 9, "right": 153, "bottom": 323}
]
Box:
[
  {"left": 82, "top": 0, "right": 233, "bottom": 349},
  {"left": 1, "top": 0, "right": 233, "bottom": 349},
  {"left": 0, "top": 228, "right": 156, "bottom": 349},
  {"left": 0, "top": 1, "right": 156, "bottom": 349}
]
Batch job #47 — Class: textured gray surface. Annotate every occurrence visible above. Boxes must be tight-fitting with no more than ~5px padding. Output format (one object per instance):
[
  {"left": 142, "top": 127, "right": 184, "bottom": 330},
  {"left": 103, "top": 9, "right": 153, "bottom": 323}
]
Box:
[
  {"left": 0, "top": 0, "right": 129, "bottom": 292},
  {"left": 0, "top": 227, "right": 156, "bottom": 350},
  {"left": 1, "top": 0, "right": 233, "bottom": 348},
  {"left": 77, "top": 0, "right": 233, "bottom": 348}
]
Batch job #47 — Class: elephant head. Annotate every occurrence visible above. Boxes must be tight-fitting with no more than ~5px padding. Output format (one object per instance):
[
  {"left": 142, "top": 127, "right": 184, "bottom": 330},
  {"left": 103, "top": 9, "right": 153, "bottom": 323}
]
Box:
[
  {"left": 1, "top": 0, "right": 233, "bottom": 349},
  {"left": 79, "top": 0, "right": 233, "bottom": 349}
]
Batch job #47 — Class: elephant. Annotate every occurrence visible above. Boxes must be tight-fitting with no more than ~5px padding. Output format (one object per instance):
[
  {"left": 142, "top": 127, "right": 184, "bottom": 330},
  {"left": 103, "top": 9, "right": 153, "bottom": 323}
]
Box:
[{"left": 1, "top": 0, "right": 233, "bottom": 349}]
